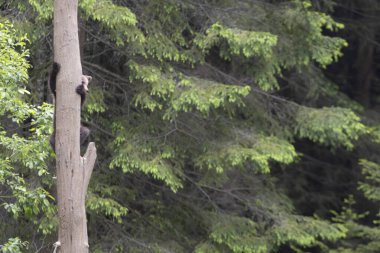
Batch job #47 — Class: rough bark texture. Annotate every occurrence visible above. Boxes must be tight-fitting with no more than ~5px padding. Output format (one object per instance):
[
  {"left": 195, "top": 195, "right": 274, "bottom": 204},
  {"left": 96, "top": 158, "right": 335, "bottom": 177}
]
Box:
[{"left": 53, "top": 0, "right": 97, "bottom": 252}]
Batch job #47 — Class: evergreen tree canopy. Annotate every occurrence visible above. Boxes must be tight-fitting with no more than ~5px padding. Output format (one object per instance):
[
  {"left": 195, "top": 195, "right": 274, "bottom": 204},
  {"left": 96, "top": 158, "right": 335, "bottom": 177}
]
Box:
[{"left": 0, "top": 0, "right": 379, "bottom": 252}]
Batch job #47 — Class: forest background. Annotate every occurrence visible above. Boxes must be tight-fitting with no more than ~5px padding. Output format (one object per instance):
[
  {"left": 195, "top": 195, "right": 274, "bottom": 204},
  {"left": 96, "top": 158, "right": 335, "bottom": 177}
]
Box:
[{"left": 0, "top": 0, "right": 379, "bottom": 252}]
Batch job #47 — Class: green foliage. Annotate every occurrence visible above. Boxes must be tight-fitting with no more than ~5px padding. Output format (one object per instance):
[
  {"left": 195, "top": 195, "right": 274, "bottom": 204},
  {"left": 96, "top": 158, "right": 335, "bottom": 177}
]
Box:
[
  {"left": 81, "top": 0, "right": 137, "bottom": 27},
  {"left": 194, "top": 242, "right": 222, "bottom": 253},
  {"left": 328, "top": 195, "right": 380, "bottom": 253},
  {"left": 295, "top": 107, "right": 367, "bottom": 149},
  {"left": 129, "top": 61, "right": 175, "bottom": 111},
  {"left": 169, "top": 77, "right": 250, "bottom": 116},
  {"left": 74, "top": 1, "right": 365, "bottom": 251},
  {"left": 85, "top": 86, "right": 107, "bottom": 114},
  {"left": 330, "top": 195, "right": 369, "bottom": 224},
  {"left": 325, "top": 161, "right": 380, "bottom": 252},
  {"left": 296, "top": 1, "right": 347, "bottom": 67},
  {"left": 359, "top": 160, "right": 380, "bottom": 202},
  {"left": 208, "top": 215, "right": 268, "bottom": 253},
  {"left": 196, "top": 212, "right": 345, "bottom": 253},
  {"left": 137, "top": 1, "right": 198, "bottom": 63},
  {"left": 2, "top": 0, "right": 379, "bottom": 252},
  {"left": 86, "top": 193, "right": 128, "bottom": 223},
  {"left": 1, "top": 237, "right": 28, "bottom": 253},
  {"left": 110, "top": 138, "right": 183, "bottom": 192},
  {"left": 369, "top": 126, "right": 380, "bottom": 144},
  {"left": 0, "top": 159, "right": 54, "bottom": 220},
  {"left": 195, "top": 23, "right": 280, "bottom": 91},
  {"left": 130, "top": 62, "right": 251, "bottom": 116},
  {"left": 27, "top": 0, "right": 53, "bottom": 20},
  {"left": 144, "top": 31, "right": 194, "bottom": 63},
  {"left": 196, "top": 22, "right": 278, "bottom": 59},
  {"left": 80, "top": 0, "right": 144, "bottom": 46},
  {"left": 272, "top": 215, "right": 346, "bottom": 246},
  {"left": 197, "top": 135, "right": 297, "bottom": 173},
  {"left": 0, "top": 22, "right": 56, "bottom": 242},
  {"left": 272, "top": 0, "right": 347, "bottom": 69},
  {"left": 302, "top": 69, "right": 364, "bottom": 112},
  {"left": 0, "top": 23, "right": 29, "bottom": 86}
]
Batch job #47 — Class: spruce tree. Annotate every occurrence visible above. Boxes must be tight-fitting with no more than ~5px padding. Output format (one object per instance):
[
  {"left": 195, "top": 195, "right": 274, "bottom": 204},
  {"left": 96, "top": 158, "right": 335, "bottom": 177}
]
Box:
[{"left": 1, "top": 0, "right": 379, "bottom": 252}]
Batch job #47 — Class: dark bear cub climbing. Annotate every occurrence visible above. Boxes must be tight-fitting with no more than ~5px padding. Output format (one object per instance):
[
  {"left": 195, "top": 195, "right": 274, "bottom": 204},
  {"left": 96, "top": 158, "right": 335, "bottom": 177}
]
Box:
[{"left": 49, "top": 62, "right": 92, "bottom": 151}]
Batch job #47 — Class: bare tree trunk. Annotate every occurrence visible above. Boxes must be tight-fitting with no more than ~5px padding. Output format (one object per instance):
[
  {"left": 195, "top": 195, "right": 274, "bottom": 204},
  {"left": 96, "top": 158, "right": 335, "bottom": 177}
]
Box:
[{"left": 53, "top": 0, "right": 96, "bottom": 252}]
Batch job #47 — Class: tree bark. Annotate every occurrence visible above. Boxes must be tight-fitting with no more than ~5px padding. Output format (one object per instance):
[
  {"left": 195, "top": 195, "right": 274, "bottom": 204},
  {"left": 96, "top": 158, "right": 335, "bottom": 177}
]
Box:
[{"left": 53, "top": 0, "right": 96, "bottom": 252}]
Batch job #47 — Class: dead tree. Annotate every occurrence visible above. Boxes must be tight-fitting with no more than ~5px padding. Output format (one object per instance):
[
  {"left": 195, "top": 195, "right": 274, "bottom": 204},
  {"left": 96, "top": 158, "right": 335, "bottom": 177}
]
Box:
[{"left": 53, "top": 0, "right": 96, "bottom": 252}]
